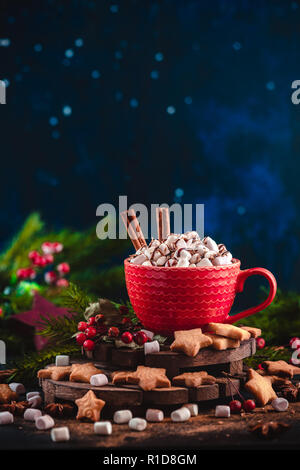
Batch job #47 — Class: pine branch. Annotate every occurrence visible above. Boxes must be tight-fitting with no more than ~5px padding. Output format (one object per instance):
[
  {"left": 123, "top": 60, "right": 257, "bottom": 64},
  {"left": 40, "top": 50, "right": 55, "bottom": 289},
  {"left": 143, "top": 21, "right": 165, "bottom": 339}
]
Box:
[
  {"left": 59, "top": 282, "right": 94, "bottom": 313},
  {"left": 244, "top": 346, "right": 291, "bottom": 369},
  {"left": 8, "top": 344, "right": 81, "bottom": 385},
  {"left": 37, "top": 314, "right": 81, "bottom": 344}
]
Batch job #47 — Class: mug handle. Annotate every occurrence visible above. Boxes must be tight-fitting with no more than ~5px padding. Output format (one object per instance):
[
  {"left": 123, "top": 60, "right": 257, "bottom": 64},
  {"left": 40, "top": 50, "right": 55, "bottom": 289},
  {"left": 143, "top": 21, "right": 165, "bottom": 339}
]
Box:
[{"left": 224, "top": 267, "right": 277, "bottom": 324}]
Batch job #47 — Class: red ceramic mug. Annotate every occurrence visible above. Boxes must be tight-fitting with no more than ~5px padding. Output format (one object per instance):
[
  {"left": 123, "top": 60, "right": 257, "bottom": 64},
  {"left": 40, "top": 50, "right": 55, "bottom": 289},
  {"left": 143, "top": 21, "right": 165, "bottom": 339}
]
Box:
[{"left": 124, "top": 258, "right": 277, "bottom": 335}]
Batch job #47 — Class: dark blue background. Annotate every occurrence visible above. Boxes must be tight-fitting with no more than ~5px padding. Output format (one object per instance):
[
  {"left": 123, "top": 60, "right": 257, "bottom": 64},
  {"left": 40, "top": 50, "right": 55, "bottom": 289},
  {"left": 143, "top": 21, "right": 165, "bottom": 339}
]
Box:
[{"left": 1, "top": 0, "right": 300, "bottom": 291}]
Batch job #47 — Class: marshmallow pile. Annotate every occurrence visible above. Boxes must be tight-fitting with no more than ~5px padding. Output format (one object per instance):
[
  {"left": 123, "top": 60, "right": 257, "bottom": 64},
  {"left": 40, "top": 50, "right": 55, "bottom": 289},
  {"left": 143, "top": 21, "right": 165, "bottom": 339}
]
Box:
[{"left": 129, "top": 232, "right": 233, "bottom": 268}]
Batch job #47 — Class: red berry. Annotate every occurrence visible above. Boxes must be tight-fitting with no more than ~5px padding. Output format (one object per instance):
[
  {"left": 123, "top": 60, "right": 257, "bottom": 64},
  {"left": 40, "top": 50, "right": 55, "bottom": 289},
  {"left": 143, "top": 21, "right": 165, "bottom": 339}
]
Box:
[
  {"left": 243, "top": 399, "right": 256, "bottom": 412},
  {"left": 134, "top": 331, "right": 148, "bottom": 346},
  {"left": 119, "top": 305, "right": 129, "bottom": 315},
  {"left": 17, "top": 267, "right": 36, "bottom": 280},
  {"left": 83, "top": 339, "right": 95, "bottom": 351},
  {"left": 290, "top": 337, "right": 300, "bottom": 349},
  {"left": 41, "top": 241, "right": 63, "bottom": 254},
  {"left": 28, "top": 250, "right": 40, "bottom": 262},
  {"left": 85, "top": 327, "right": 97, "bottom": 339},
  {"left": 121, "top": 331, "right": 133, "bottom": 344},
  {"left": 87, "top": 316, "right": 96, "bottom": 326},
  {"left": 258, "top": 363, "right": 264, "bottom": 370},
  {"left": 0, "top": 307, "right": 3, "bottom": 317},
  {"left": 108, "top": 326, "right": 120, "bottom": 337},
  {"left": 78, "top": 321, "right": 88, "bottom": 332},
  {"left": 289, "top": 337, "right": 299, "bottom": 348},
  {"left": 76, "top": 332, "right": 87, "bottom": 345},
  {"left": 44, "top": 254, "right": 54, "bottom": 264},
  {"left": 44, "top": 271, "right": 57, "bottom": 284},
  {"left": 121, "top": 317, "right": 131, "bottom": 326},
  {"left": 256, "top": 337, "right": 265, "bottom": 349},
  {"left": 56, "top": 278, "right": 69, "bottom": 287},
  {"left": 57, "top": 262, "right": 70, "bottom": 274},
  {"left": 229, "top": 400, "right": 242, "bottom": 414}
]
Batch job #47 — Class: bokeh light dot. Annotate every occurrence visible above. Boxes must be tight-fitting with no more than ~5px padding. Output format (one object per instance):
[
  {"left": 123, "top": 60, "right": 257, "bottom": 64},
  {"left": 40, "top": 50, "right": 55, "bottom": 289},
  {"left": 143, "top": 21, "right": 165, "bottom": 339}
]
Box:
[
  {"left": 115, "top": 91, "right": 123, "bottom": 101},
  {"left": 233, "top": 41, "right": 242, "bottom": 51},
  {"left": 175, "top": 188, "right": 184, "bottom": 198},
  {"left": 34, "top": 43, "right": 43, "bottom": 52},
  {"left": 65, "top": 48, "right": 74, "bottom": 58},
  {"left": 110, "top": 4, "right": 119, "bottom": 13},
  {"left": 184, "top": 96, "right": 192, "bottom": 104},
  {"left": 266, "top": 81, "right": 275, "bottom": 91},
  {"left": 62, "top": 105, "right": 72, "bottom": 116},
  {"left": 129, "top": 98, "right": 139, "bottom": 108},
  {"left": 166, "top": 106, "right": 176, "bottom": 115},
  {"left": 75, "top": 38, "right": 84, "bottom": 47},
  {"left": 0, "top": 38, "right": 11, "bottom": 47},
  {"left": 237, "top": 205, "right": 246, "bottom": 215},
  {"left": 91, "top": 70, "right": 101, "bottom": 79},
  {"left": 49, "top": 116, "right": 59, "bottom": 126},
  {"left": 154, "top": 52, "right": 164, "bottom": 62},
  {"left": 150, "top": 70, "right": 159, "bottom": 79},
  {"left": 115, "top": 50, "right": 123, "bottom": 59},
  {"left": 52, "top": 130, "right": 60, "bottom": 139}
]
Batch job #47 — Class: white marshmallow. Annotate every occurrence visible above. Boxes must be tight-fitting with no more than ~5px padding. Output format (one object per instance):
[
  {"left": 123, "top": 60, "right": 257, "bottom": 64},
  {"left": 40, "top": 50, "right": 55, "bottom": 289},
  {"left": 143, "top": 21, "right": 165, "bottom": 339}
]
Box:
[
  {"left": 190, "top": 253, "right": 200, "bottom": 264},
  {"left": 177, "top": 258, "right": 189, "bottom": 267},
  {"left": 184, "top": 231, "right": 200, "bottom": 240},
  {"left": 94, "top": 421, "right": 112, "bottom": 435},
  {"left": 204, "top": 250, "right": 218, "bottom": 259},
  {"left": 55, "top": 355, "right": 70, "bottom": 367},
  {"left": 51, "top": 426, "right": 70, "bottom": 442},
  {"left": 26, "top": 391, "right": 40, "bottom": 400},
  {"left": 144, "top": 340, "right": 160, "bottom": 355},
  {"left": 174, "top": 249, "right": 191, "bottom": 260},
  {"left": 0, "top": 411, "right": 13, "bottom": 425},
  {"left": 203, "top": 236, "right": 219, "bottom": 252},
  {"left": 171, "top": 407, "right": 191, "bottom": 422},
  {"left": 140, "top": 329, "right": 154, "bottom": 340},
  {"left": 28, "top": 395, "right": 42, "bottom": 408},
  {"left": 212, "top": 256, "right": 231, "bottom": 266},
  {"left": 271, "top": 398, "right": 289, "bottom": 412},
  {"left": 158, "top": 243, "right": 170, "bottom": 256},
  {"left": 130, "top": 254, "right": 148, "bottom": 265},
  {"left": 156, "top": 255, "right": 167, "bottom": 266},
  {"left": 113, "top": 409, "right": 133, "bottom": 424},
  {"left": 174, "top": 239, "right": 187, "bottom": 250},
  {"left": 182, "top": 403, "right": 198, "bottom": 417},
  {"left": 35, "top": 414, "right": 55, "bottom": 430},
  {"left": 197, "top": 258, "right": 213, "bottom": 267},
  {"left": 129, "top": 417, "right": 147, "bottom": 431},
  {"left": 9, "top": 382, "right": 25, "bottom": 395},
  {"left": 215, "top": 405, "right": 230, "bottom": 418},
  {"left": 90, "top": 374, "right": 108, "bottom": 387},
  {"left": 165, "top": 259, "right": 177, "bottom": 267},
  {"left": 24, "top": 408, "right": 42, "bottom": 421},
  {"left": 152, "top": 250, "right": 162, "bottom": 262},
  {"left": 142, "top": 261, "right": 152, "bottom": 266},
  {"left": 146, "top": 409, "right": 164, "bottom": 422},
  {"left": 189, "top": 264, "right": 196, "bottom": 268}
]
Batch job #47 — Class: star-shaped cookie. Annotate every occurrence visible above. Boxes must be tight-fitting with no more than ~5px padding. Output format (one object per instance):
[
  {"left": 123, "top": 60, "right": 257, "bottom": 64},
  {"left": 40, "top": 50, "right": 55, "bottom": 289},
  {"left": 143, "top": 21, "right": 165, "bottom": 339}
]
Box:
[
  {"left": 112, "top": 366, "right": 171, "bottom": 391},
  {"left": 0, "top": 384, "right": 18, "bottom": 404},
  {"left": 172, "top": 371, "right": 216, "bottom": 388},
  {"left": 205, "top": 333, "right": 240, "bottom": 350},
  {"left": 75, "top": 390, "right": 105, "bottom": 422},
  {"left": 69, "top": 363, "right": 102, "bottom": 383},
  {"left": 262, "top": 360, "right": 300, "bottom": 378},
  {"left": 240, "top": 326, "right": 262, "bottom": 338},
  {"left": 170, "top": 328, "right": 213, "bottom": 357},
  {"left": 207, "top": 323, "right": 251, "bottom": 341},
  {"left": 245, "top": 368, "right": 277, "bottom": 406},
  {"left": 37, "top": 366, "right": 72, "bottom": 381}
]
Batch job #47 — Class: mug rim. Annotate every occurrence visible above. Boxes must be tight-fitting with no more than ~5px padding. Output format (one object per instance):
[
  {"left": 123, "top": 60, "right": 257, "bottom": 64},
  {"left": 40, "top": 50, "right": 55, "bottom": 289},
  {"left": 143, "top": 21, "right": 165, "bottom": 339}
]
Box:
[{"left": 124, "top": 257, "right": 241, "bottom": 270}]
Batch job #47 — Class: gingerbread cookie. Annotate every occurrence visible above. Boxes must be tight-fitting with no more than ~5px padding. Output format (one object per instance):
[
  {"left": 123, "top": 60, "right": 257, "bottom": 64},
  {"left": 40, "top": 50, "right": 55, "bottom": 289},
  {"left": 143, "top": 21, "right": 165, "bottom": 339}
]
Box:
[
  {"left": 69, "top": 363, "right": 102, "bottom": 383},
  {"left": 240, "top": 326, "right": 261, "bottom": 338},
  {"left": 207, "top": 323, "right": 251, "bottom": 341},
  {"left": 256, "top": 369, "right": 288, "bottom": 386},
  {"left": 205, "top": 333, "right": 240, "bottom": 350},
  {"left": 75, "top": 390, "right": 105, "bottom": 422},
  {"left": 0, "top": 384, "right": 18, "bottom": 404},
  {"left": 172, "top": 371, "right": 216, "bottom": 388},
  {"left": 170, "top": 328, "right": 213, "bottom": 357},
  {"left": 112, "top": 366, "right": 170, "bottom": 391},
  {"left": 262, "top": 360, "right": 300, "bottom": 378},
  {"left": 245, "top": 368, "right": 277, "bottom": 406},
  {"left": 37, "top": 366, "right": 72, "bottom": 381}
]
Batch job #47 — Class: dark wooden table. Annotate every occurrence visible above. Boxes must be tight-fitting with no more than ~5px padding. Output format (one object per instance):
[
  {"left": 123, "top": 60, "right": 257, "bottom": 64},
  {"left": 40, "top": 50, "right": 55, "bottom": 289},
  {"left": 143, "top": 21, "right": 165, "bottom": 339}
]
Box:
[{"left": 1, "top": 401, "right": 300, "bottom": 451}]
